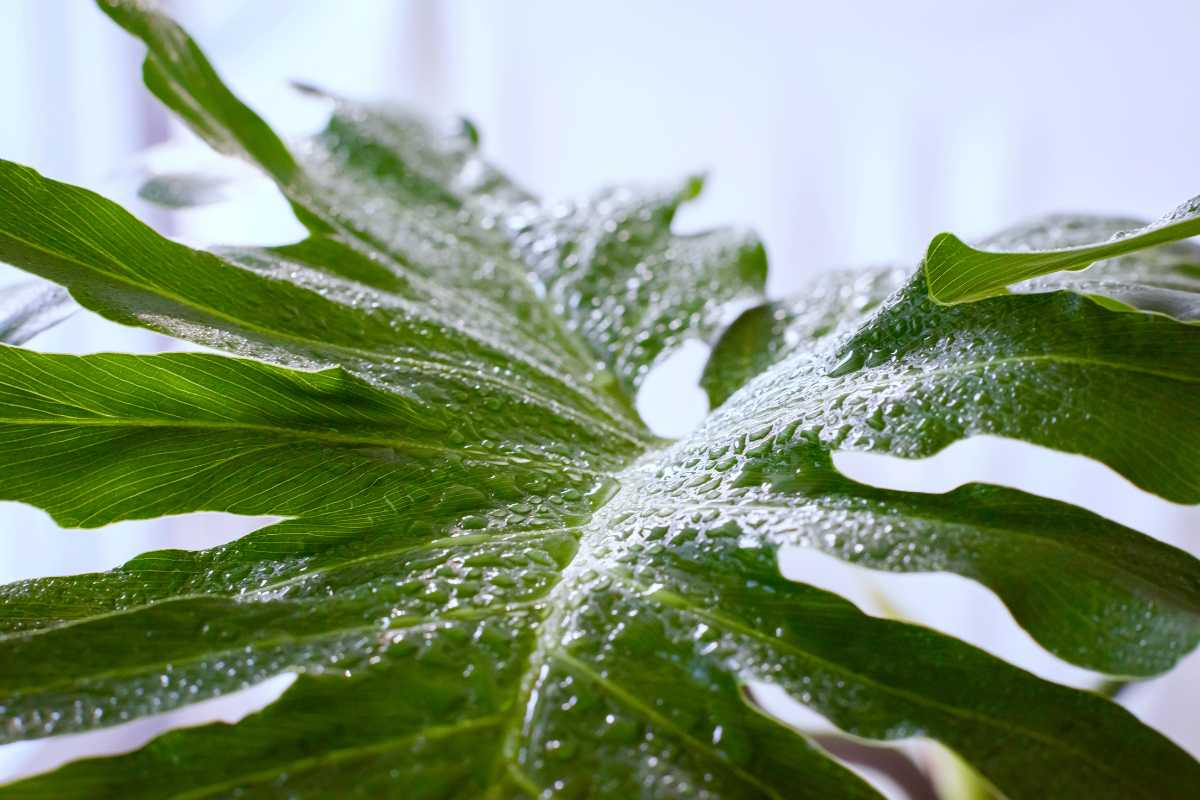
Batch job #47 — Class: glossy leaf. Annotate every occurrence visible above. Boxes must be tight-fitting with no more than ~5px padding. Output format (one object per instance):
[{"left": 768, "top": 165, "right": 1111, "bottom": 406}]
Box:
[
  {"left": 701, "top": 267, "right": 908, "bottom": 408},
  {"left": 0, "top": 345, "right": 1195, "bottom": 798},
  {"left": 924, "top": 196, "right": 1200, "bottom": 305},
  {"left": 704, "top": 264, "right": 1200, "bottom": 505},
  {"left": 103, "top": 0, "right": 768, "bottom": 395},
  {"left": 0, "top": 2, "right": 1195, "bottom": 798},
  {"left": 707, "top": 218, "right": 1200, "bottom": 406}
]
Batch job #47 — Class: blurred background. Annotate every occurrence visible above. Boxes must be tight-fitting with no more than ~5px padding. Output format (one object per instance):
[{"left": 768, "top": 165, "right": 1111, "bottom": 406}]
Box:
[{"left": 1, "top": 1, "right": 1197, "bottom": 796}]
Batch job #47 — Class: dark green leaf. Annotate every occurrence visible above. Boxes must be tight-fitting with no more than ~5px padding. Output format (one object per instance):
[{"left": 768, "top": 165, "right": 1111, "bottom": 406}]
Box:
[
  {"left": 0, "top": 180, "right": 1196, "bottom": 793},
  {"left": 0, "top": 2, "right": 1194, "bottom": 797},
  {"left": 705, "top": 267, "right": 1200, "bottom": 505},
  {"left": 701, "top": 267, "right": 907, "bottom": 408},
  {"left": 105, "top": 1, "right": 769, "bottom": 396}
]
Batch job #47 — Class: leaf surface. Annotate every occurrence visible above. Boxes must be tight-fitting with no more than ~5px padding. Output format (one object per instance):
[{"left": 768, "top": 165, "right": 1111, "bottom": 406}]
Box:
[
  {"left": 924, "top": 198, "right": 1200, "bottom": 306},
  {"left": 0, "top": 342, "right": 1195, "bottom": 798},
  {"left": 704, "top": 261, "right": 1200, "bottom": 505},
  {"left": 0, "top": 2, "right": 1195, "bottom": 798}
]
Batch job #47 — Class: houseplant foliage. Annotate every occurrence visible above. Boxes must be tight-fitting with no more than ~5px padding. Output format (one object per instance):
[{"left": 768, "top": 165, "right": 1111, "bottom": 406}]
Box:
[{"left": 0, "top": 1, "right": 1197, "bottom": 796}]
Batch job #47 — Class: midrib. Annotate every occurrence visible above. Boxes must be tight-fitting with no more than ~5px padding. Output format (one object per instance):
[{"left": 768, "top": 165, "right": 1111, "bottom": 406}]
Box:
[{"left": 0, "top": 415, "right": 591, "bottom": 470}]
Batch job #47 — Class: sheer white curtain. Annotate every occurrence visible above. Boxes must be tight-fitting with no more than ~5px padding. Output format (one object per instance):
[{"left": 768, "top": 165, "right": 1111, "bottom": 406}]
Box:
[{"left": 2, "top": 0, "right": 1197, "bottom": 787}]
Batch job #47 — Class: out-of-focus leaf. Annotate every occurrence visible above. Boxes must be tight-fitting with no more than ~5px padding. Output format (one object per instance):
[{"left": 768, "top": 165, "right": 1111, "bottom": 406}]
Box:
[
  {"left": 137, "top": 172, "right": 230, "bottom": 208},
  {"left": 0, "top": 280, "right": 77, "bottom": 345}
]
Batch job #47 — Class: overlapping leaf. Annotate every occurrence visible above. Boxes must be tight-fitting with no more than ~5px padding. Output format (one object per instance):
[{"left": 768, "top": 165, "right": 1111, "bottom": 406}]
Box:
[
  {"left": 0, "top": 1, "right": 1195, "bottom": 797},
  {"left": 704, "top": 216, "right": 1200, "bottom": 406},
  {"left": 924, "top": 198, "right": 1200, "bottom": 307},
  {"left": 983, "top": 213, "right": 1200, "bottom": 322},
  {"left": 703, "top": 229, "right": 1200, "bottom": 505}
]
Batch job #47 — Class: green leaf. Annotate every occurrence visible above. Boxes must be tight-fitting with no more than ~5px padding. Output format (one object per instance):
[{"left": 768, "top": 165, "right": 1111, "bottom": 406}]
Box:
[
  {"left": 705, "top": 218, "right": 1200, "bottom": 407},
  {"left": 924, "top": 197, "right": 1200, "bottom": 305},
  {"left": 701, "top": 267, "right": 908, "bottom": 408},
  {"left": 6, "top": 173, "right": 1196, "bottom": 793},
  {"left": 701, "top": 261, "right": 1200, "bottom": 671},
  {"left": 705, "top": 265, "right": 1200, "bottom": 505},
  {"left": 104, "top": 0, "right": 769, "bottom": 396},
  {"left": 0, "top": 279, "right": 76, "bottom": 345},
  {"left": 98, "top": 0, "right": 297, "bottom": 186},
  {"left": 0, "top": 2, "right": 1194, "bottom": 797},
  {"left": 980, "top": 213, "right": 1200, "bottom": 322},
  {"left": 0, "top": 339, "right": 1193, "bottom": 800},
  {"left": 499, "top": 172, "right": 767, "bottom": 393}
]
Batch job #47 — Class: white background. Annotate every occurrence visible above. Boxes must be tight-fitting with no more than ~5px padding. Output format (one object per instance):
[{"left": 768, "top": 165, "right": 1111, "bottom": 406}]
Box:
[{"left": 1, "top": 1, "right": 1198, "bottom": 794}]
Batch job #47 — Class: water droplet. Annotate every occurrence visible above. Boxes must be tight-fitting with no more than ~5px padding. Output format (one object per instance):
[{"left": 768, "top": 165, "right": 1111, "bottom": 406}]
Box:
[{"left": 826, "top": 349, "right": 864, "bottom": 378}]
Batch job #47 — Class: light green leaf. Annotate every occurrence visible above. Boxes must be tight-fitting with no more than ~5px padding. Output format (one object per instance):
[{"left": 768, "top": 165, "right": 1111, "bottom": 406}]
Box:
[
  {"left": 924, "top": 197, "right": 1200, "bottom": 306},
  {"left": 0, "top": 2, "right": 1194, "bottom": 797},
  {"left": 981, "top": 213, "right": 1200, "bottom": 322}
]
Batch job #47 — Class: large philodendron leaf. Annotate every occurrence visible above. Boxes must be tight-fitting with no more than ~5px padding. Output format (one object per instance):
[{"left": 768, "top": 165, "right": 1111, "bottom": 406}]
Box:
[
  {"left": 296, "top": 83, "right": 769, "bottom": 395},
  {"left": 923, "top": 197, "right": 1200, "bottom": 307},
  {"left": 0, "top": 345, "right": 1197, "bottom": 799},
  {"left": 700, "top": 250, "right": 1200, "bottom": 669},
  {"left": 0, "top": 2, "right": 1196, "bottom": 797}
]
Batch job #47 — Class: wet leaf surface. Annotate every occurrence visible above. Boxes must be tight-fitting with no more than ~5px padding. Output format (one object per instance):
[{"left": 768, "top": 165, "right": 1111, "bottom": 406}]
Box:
[{"left": 0, "top": 2, "right": 1195, "bottom": 797}]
